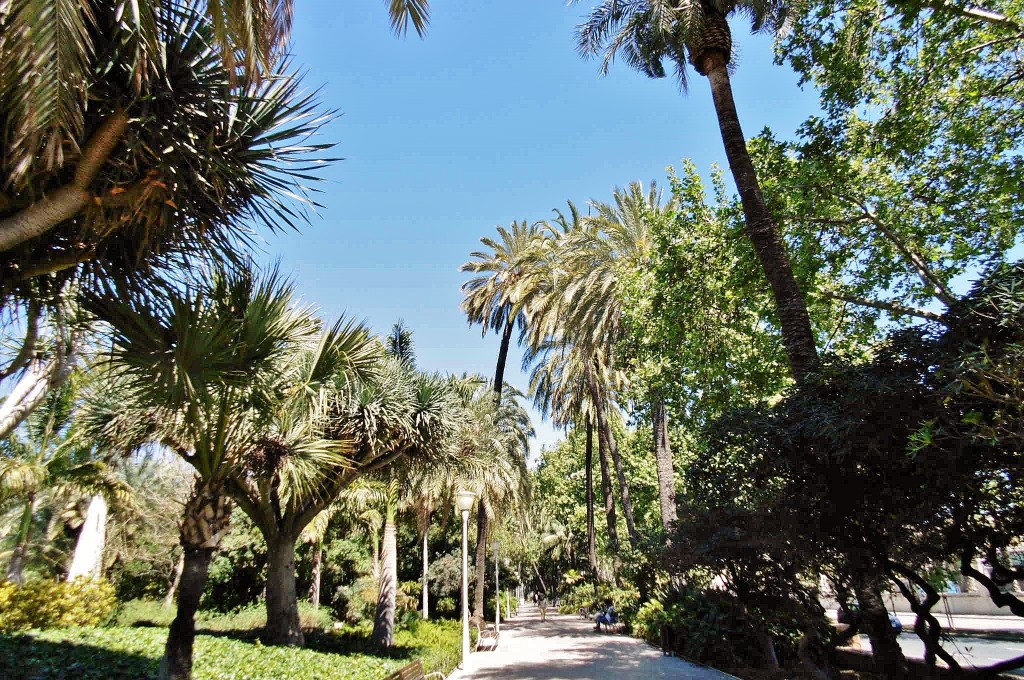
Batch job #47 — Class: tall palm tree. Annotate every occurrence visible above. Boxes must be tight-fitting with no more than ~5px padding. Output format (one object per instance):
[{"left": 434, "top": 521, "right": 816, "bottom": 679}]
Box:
[
  {"left": 87, "top": 265, "right": 318, "bottom": 680},
  {"left": 340, "top": 364, "right": 462, "bottom": 648},
  {"left": 589, "top": 182, "right": 679, "bottom": 530},
  {"left": 576, "top": 0, "right": 820, "bottom": 383},
  {"left": 527, "top": 336, "right": 601, "bottom": 575},
  {"left": 461, "top": 220, "right": 550, "bottom": 399}
]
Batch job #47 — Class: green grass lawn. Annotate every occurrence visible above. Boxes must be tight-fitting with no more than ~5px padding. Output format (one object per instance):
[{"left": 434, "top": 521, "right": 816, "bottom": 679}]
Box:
[{"left": 0, "top": 614, "right": 462, "bottom": 680}]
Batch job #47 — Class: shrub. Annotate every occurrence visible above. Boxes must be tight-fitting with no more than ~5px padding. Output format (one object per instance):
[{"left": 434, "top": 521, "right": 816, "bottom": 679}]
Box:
[{"left": 0, "top": 579, "right": 118, "bottom": 632}]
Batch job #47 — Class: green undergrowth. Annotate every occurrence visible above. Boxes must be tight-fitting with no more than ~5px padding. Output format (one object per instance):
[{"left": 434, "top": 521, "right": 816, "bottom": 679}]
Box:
[
  {"left": 0, "top": 615, "right": 461, "bottom": 679},
  {"left": 114, "top": 599, "right": 334, "bottom": 632}
]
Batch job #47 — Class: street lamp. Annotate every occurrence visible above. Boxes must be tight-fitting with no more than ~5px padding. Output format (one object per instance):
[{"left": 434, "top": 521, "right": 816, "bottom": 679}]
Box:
[
  {"left": 456, "top": 490, "right": 476, "bottom": 668},
  {"left": 492, "top": 540, "right": 500, "bottom": 635}
]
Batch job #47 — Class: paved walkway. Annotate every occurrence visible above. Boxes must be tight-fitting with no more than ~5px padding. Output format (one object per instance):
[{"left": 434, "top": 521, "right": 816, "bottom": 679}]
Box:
[{"left": 447, "top": 604, "right": 736, "bottom": 680}]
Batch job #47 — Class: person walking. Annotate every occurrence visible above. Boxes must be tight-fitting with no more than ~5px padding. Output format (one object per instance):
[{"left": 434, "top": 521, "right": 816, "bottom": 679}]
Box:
[{"left": 538, "top": 594, "right": 548, "bottom": 622}]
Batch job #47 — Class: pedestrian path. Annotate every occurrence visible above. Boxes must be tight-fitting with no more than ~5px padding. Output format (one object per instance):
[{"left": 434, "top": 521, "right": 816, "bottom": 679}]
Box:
[{"left": 447, "top": 604, "right": 736, "bottom": 680}]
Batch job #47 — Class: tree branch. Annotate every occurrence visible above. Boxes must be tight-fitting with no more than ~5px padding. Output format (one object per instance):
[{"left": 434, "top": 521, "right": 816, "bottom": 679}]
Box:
[
  {"left": 915, "top": 0, "right": 1020, "bottom": 28},
  {"left": 887, "top": 562, "right": 961, "bottom": 671},
  {"left": 0, "top": 299, "right": 39, "bottom": 381},
  {"left": 819, "top": 290, "right": 944, "bottom": 321},
  {"left": 0, "top": 109, "right": 129, "bottom": 253},
  {"left": 961, "top": 550, "right": 1024, "bottom": 617},
  {"left": 844, "top": 197, "right": 958, "bottom": 308}
]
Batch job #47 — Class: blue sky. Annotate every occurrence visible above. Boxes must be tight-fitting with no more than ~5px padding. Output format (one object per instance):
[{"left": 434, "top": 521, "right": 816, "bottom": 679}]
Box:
[{"left": 257, "top": 1, "right": 821, "bottom": 458}]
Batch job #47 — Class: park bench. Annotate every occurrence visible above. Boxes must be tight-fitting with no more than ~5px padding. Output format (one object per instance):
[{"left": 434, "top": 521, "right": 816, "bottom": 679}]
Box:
[
  {"left": 470, "top": 614, "right": 499, "bottom": 651},
  {"left": 382, "top": 659, "right": 446, "bottom": 680}
]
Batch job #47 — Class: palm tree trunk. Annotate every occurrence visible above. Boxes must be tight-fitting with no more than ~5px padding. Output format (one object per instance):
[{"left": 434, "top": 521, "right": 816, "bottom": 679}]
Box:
[
  {"left": 309, "top": 544, "right": 323, "bottom": 609},
  {"left": 67, "top": 494, "right": 108, "bottom": 580},
  {"left": 164, "top": 552, "right": 185, "bottom": 608},
  {"left": 584, "top": 368, "right": 620, "bottom": 554},
  {"left": 585, "top": 419, "right": 598, "bottom": 574},
  {"left": 607, "top": 425, "right": 639, "bottom": 549},
  {"left": 265, "top": 531, "right": 304, "bottom": 646},
  {"left": 700, "top": 51, "right": 818, "bottom": 384},
  {"left": 160, "top": 547, "right": 215, "bottom": 680},
  {"left": 421, "top": 528, "right": 430, "bottom": 620},
  {"left": 585, "top": 365, "right": 638, "bottom": 548},
  {"left": 5, "top": 492, "right": 35, "bottom": 584},
  {"left": 371, "top": 510, "right": 398, "bottom": 647},
  {"left": 651, "top": 393, "right": 677, "bottom": 530},
  {"left": 473, "top": 502, "right": 489, "bottom": 617},
  {"left": 160, "top": 485, "right": 231, "bottom": 680},
  {"left": 493, "top": 316, "right": 516, "bottom": 398}
]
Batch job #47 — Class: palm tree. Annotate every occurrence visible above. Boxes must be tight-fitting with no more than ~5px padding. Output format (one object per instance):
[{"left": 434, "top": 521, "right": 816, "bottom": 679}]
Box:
[
  {"left": 0, "top": 0, "right": 429, "bottom": 201},
  {"left": 527, "top": 336, "right": 602, "bottom": 575},
  {"left": 589, "top": 182, "right": 679, "bottom": 530},
  {"left": 461, "top": 220, "right": 550, "bottom": 399},
  {"left": 224, "top": 316, "right": 379, "bottom": 646},
  {"left": 575, "top": 0, "right": 820, "bottom": 383},
  {"left": 336, "top": 360, "right": 463, "bottom": 648},
  {"left": 462, "top": 383, "right": 532, "bottom": 619},
  {"left": 0, "top": 4, "right": 333, "bottom": 283},
  {"left": 87, "top": 265, "right": 318, "bottom": 680},
  {"left": 0, "top": 373, "right": 128, "bottom": 583}
]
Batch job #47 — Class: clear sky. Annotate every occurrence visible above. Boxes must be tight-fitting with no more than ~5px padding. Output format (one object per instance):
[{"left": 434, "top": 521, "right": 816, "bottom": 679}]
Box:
[{"left": 257, "top": 1, "right": 821, "bottom": 458}]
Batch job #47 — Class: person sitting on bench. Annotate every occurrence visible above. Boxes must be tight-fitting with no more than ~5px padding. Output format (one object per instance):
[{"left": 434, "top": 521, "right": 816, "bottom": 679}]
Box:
[{"left": 594, "top": 600, "right": 617, "bottom": 632}]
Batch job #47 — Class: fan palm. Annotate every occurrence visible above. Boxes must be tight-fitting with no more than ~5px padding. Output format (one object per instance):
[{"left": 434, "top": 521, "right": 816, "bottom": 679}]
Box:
[
  {"left": 0, "top": 3, "right": 334, "bottom": 292},
  {"left": 576, "top": 0, "right": 820, "bottom": 383},
  {"left": 86, "top": 265, "right": 319, "bottom": 680},
  {"left": 334, "top": 351, "right": 463, "bottom": 648}
]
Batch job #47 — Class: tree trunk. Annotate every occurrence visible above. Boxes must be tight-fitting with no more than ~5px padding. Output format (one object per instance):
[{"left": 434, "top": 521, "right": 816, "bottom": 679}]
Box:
[
  {"left": 160, "top": 483, "right": 232, "bottom": 680},
  {"left": 5, "top": 493, "right": 35, "bottom": 584},
  {"left": 265, "top": 532, "right": 303, "bottom": 646},
  {"left": 309, "top": 544, "right": 323, "bottom": 609},
  {"left": 585, "top": 419, "right": 598, "bottom": 574},
  {"left": 586, "top": 366, "right": 639, "bottom": 548},
  {"left": 700, "top": 50, "right": 818, "bottom": 384},
  {"left": 371, "top": 511, "right": 398, "bottom": 647},
  {"left": 68, "top": 494, "right": 107, "bottom": 580},
  {"left": 584, "top": 367, "right": 619, "bottom": 554},
  {"left": 473, "top": 501, "right": 489, "bottom": 617},
  {"left": 160, "top": 547, "right": 214, "bottom": 680},
  {"left": 854, "top": 564, "right": 908, "bottom": 679},
  {"left": 421, "top": 528, "right": 430, "bottom": 620},
  {"left": 651, "top": 394, "right": 677, "bottom": 530},
  {"left": 493, "top": 316, "right": 516, "bottom": 399},
  {"left": 164, "top": 552, "right": 185, "bottom": 608}
]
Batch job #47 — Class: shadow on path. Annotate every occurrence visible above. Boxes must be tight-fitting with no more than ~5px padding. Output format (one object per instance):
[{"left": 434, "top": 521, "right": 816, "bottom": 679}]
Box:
[{"left": 451, "top": 604, "right": 735, "bottom": 680}]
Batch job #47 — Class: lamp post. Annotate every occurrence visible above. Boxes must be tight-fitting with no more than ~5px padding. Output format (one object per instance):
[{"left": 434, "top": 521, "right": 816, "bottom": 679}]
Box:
[
  {"left": 455, "top": 490, "right": 476, "bottom": 669},
  {"left": 492, "top": 540, "right": 500, "bottom": 635}
]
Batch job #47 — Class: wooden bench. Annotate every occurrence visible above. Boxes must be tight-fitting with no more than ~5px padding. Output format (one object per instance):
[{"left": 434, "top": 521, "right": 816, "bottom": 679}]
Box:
[
  {"left": 382, "top": 659, "right": 446, "bottom": 680},
  {"left": 470, "top": 615, "right": 499, "bottom": 651}
]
